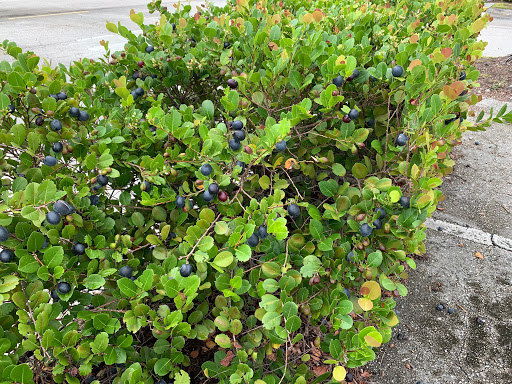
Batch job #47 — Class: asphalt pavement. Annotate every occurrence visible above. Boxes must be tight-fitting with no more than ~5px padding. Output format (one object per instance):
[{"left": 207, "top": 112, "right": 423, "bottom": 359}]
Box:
[
  {"left": 0, "top": 0, "right": 226, "bottom": 65},
  {"left": 480, "top": 4, "right": 512, "bottom": 57}
]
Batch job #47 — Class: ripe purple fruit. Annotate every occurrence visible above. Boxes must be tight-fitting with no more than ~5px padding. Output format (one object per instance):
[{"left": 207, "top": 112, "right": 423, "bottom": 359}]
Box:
[
  {"left": 235, "top": 161, "right": 246, "bottom": 171},
  {"left": 201, "top": 163, "right": 213, "bottom": 176},
  {"left": 56, "top": 92, "right": 67, "bottom": 100},
  {"left": 134, "top": 87, "right": 144, "bottom": 97},
  {"left": 7, "top": 104, "right": 15, "bottom": 113},
  {"left": 373, "top": 219, "right": 383, "bottom": 230},
  {"left": 398, "top": 196, "right": 410, "bottom": 208},
  {"left": 43, "top": 156, "right": 57, "bottom": 167},
  {"left": 375, "top": 207, "right": 386, "bottom": 219},
  {"left": 72, "top": 243, "right": 86, "bottom": 255},
  {"left": 229, "top": 138, "right": 241, "bottom": 151},
  {"left": 50, "top": 289, "right": 60, "bottom": 302},
  {"left": 78, "top": 110, "right": 90, "bottom": 122},
  {"left": 231, "top": 120, "right": 243, "bottom": 130},
  {"left": 227, "top": 79, "right": 238, "bottom": 89},
  {"left": 287, "top": 204, "right": 300, "bottom": 219},
  {"left": 52, "top": 142, "right": 63, "bottom": 152},
  {"left": 57, "top": 282, "right": 71, "bottom": 294},
  {"left": 360, "top": 223, "right": 373, "bottom": 237},
  {"left": 459, "top": 71, "right": 466, "bottom": 80},
  {"left": 0, "top": 249, "right": 14, "bottom": 262},
  {"left": 395, "top": 133, "right": 408, "bottom": 146},
  {"left": 180, "top": 263, "right": 193, "bottom": 277},
  {"left": 233, "top": 130, "right": 246, "bottom": 141},
  {"left": 53, "top": 200, "right": 74, "bottom": 215},
  {"left": 342, "top": 115, "right": 351, "bottom": 123},
  {"left": 35, "top": 116, "right": 44, "bottom": 126},
  {"left": 0, "top": 227, "right": 9, "bottom": 242},
  {"left": 345, "top": 373, "right": 354, "bottom": 382},
  {"left": 175, "top": 196, "right": 186, "bottom": 208},
  {"left": 119, "top": 266, "right": 133, "bottom": 278},
  {"left": 365, "top": 118, "right": 375, "bottom": 127},
  {"left": 50, "top": 119, "right": 62, "bottom": 131},
  {"left": 257, "top": 225, "right": 268, "bottom": 239},
  {"left": 332, "top": 75, "right": 344, "bottom": 87},
  {"left": 392, "top": 65, "right": 404, "bottom": 77},
  {"left": 46, "top": 211, "right": 61, "bottom": 225},
  {"left": 69, "top": 107, "right": 79, "bottom": 118},
  {"left": 89, "top": 195, "right": 100, "bottom": 206},
  {"left": 275, "top": 140, "right": 287, "bottom": 152},
  {"left": 145, "top": 45, "right": 155, "bottom": 53},
  {"left": 348, "top": 108, "right": 359, "bottom": 120},
  {"left": 203, "top": 190, "right": 214, "bottom": 202},
  {"left": 208, "top": 183, "right": 219, "bottom": 195},
  {"left": 141, "top": 181, "right": 151, "bottom": 193},
  {"left": 97, "top": 175, "right": 109, "bottom": 186},
  {"left": 247, "top": 233, "right": 260, "bottom": 247}
]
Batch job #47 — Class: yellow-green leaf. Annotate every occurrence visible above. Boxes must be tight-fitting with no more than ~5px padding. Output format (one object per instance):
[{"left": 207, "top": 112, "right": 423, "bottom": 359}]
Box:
[
  {"left": 358, "top": 298, "right": 373, "bottom": 311},
  {"left": 332, "top": 366, "right": 346, "bottom": 382}
]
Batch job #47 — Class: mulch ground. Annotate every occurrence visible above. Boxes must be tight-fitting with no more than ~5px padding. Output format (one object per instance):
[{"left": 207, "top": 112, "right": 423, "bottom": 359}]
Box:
[{"left": 473, "top": 56, "right": 512, "bottom": 101}]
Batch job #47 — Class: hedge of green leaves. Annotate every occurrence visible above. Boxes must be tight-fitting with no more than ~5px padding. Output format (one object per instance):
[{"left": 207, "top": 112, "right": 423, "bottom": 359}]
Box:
[{"left": 0, "top": 0, "right": 510, "bottom": 383}]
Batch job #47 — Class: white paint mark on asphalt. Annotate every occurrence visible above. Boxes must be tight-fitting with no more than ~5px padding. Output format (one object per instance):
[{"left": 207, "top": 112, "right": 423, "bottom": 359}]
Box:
[
  {"left": 425, "top": 218, "right": 493, "bottom": 246},
  {"left": 491, "top": 235, "right": 512, "bottom": 252},
  {"left": 8, "top": 11, "right": 89, "bottom": 20},
  {"left": 77, "top": 35, "right": 116, "bottom": 42},
  {"left": 425, "top": 218, "right": 512, "bottom": 252}
]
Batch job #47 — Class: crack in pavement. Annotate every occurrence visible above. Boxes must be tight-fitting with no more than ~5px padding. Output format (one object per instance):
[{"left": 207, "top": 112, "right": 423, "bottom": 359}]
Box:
[{"left": 425, "top": 218, "right": 512, "bottom": 252}]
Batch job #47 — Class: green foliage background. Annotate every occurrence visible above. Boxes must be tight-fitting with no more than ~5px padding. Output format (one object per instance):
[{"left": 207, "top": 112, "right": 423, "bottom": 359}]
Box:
[{"left": 0, "top": 0, "right": 510, "bottom": 383}]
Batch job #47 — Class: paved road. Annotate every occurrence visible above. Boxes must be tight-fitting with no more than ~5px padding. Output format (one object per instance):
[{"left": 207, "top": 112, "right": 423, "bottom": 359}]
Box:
[
  {"left": 481, "top": 5, "right": 512, "bottom": 57},
  {"left": 0, "top": 0, "right": 226, "bottom": 65}
]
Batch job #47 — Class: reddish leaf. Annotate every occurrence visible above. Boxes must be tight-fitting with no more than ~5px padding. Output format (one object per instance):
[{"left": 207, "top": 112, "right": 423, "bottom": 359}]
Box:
[
  {"left": 441, "top": 47, "right": 453, "bottom": 58},
  {"left": 220, "top": 350, "right": 235, "bottom": 367},
  {"left": 312, "top": 365, "right": 329, "bottom": 376}
]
